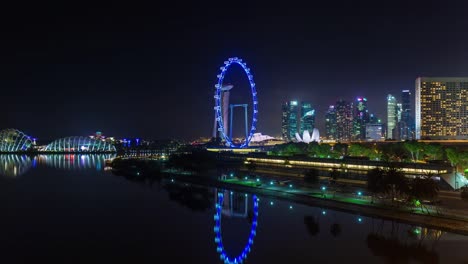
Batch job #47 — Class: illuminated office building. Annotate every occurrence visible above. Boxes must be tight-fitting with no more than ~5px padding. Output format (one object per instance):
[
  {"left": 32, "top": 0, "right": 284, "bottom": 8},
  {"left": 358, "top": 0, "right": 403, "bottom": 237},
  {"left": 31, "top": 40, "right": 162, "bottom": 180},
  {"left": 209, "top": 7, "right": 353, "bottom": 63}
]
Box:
[
  {"left": 366, "top": 123, "right": 384, "bottom": 141},
  {"left": 387, "top": 94, "right": 397, "bottom": 139},
  {"left": 282, "top": 101, "right": 299, "bottom": 141},
  {"left": 325, "top": 105, "right": 337, "bottom": 140},
  {"left": 352, "top": 97, "right": 370, "bottom": 140},
  {"left": 400, "top": 90, "right": 414, "bottom": 140},
  {"left": 335, "top": 100, "right": 353, "bottom": 142},
  {"left": 300, "top": 102, "right": 315, "bottom": 135},
  {"left": 415, "top": 77, "right": 468, "bottom": 139}
]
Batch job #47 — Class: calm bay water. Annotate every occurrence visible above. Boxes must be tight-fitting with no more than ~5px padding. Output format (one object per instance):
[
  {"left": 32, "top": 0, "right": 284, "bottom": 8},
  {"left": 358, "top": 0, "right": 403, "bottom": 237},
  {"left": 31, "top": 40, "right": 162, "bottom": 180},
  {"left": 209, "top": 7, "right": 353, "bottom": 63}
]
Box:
[{"left": 1, "top": 154, "right": 468, "bottom": 264}]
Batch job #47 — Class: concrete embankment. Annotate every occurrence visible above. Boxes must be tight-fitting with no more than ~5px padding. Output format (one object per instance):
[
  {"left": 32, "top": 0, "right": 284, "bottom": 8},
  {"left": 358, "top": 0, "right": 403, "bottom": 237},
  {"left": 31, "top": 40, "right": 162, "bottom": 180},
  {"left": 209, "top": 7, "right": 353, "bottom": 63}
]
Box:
[{"left": 164, "top": 172, "right": 468, "bottom": 236}]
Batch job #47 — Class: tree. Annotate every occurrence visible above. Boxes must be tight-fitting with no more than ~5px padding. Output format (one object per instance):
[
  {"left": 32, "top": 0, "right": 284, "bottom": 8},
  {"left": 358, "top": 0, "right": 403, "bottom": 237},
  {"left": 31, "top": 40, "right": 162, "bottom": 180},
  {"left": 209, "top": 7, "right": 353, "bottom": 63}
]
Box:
[
  {"left": 282, "top": 142, "right": 308, "bottom": 156},
  {"left": 329, "top": 168, "right": 340, "bottom": 184},
  {"left": 246, "top": 162, "right": 257, "bottom": 175},
  {"left": 423, "top": 143, "right": 443, "bottom": 161},
  {"left": 446, "top": 148, "right": 462, "bottom": 188},
  {"left": 367, "top": 168, "right": 385, "bottom": 203},
  {"left": 304, "top": 168, "right": 320, "bottom": 184},
  {"left": 408, "top": 174, "right": 439, "bottom": 214},
  {"left": 384, "top": 167, "right": 408, "bottom": 205},
  {"left": 331, "top": 143, "right": 348, "bottom": 158},
  {"left": 404, "top": 141, "right": 424, "bottom": 162},
  {"left": 307, "top": 142, "right": 332, "bottom": 158},
  {"left": 348, "top": 143, "right": 369, "bottom": 157},
  {"left": 379, "top": 142, "right": 408, "bottom": 162}
]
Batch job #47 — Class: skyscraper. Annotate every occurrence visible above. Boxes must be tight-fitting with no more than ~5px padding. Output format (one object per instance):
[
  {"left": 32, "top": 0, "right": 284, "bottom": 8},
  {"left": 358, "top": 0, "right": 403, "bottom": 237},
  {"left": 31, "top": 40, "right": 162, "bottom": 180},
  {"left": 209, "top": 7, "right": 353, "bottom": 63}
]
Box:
[
  {"left": 325, "top": 105, "right": 337, "bottom": 140},
  {"left": 335, "top": 99, "right": 353, "bottom": 142},
  {"left": 366, "top": 123, "right": 383, "bottom": 141},
  {"left": 415, "top": 77, "right": 468, "bottom": 139},
  {"left": 300, "top": 102, "right": 315, "bottom": 135},
  {"left": 400, "top": 89, "right": 413, "bottom": 140},
  {"left": 387, "top": 94, "right": 397, "bottom": 139},
  {"left": 281, "top": 101, "right": 299, "bottom": 141},
  {"left": 352, "top": 97, "right": 370, "bottom": 140}
]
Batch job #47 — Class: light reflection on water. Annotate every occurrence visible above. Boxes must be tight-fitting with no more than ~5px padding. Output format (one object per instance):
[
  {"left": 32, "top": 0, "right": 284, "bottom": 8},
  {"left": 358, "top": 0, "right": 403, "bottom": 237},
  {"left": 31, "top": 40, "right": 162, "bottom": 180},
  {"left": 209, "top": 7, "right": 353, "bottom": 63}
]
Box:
[
  {"left": 0, "top": 155, "right": 33, "bottom": 177},
  {"left": 35, "top": 154, "right": 116, "bottom": 171},
  {"left": 0, "top": 154, "right": 116, "bottom": 177},
  {"left": 1, "top": 158, "right": 468, "bottom": 263}
]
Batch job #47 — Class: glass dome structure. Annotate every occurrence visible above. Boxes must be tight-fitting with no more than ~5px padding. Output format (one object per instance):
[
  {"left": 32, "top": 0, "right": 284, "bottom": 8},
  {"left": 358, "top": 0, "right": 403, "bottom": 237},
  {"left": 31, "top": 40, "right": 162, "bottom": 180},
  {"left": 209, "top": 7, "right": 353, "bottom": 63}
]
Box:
[
  {"left": 0, "top": 129, "right": 33, "bottom": 152},
  {"left": 44, "top": 136, "right": 116, "bottom": 152}
]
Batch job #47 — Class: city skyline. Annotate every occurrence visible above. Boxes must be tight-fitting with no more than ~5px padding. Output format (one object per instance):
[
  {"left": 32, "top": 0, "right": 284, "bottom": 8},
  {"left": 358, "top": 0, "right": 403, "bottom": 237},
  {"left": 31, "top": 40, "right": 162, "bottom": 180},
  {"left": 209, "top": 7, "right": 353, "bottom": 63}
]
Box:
[{"left": 1, "top": 2, "right": 468, "bottom": 141}]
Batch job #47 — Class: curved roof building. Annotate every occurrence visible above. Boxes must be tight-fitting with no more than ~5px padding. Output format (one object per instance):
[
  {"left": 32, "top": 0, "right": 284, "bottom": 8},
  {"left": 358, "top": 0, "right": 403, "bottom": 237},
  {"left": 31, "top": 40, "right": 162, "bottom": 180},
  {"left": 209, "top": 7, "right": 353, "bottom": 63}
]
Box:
[
  {"left": 0, "top": 129, "right": 34, "bottom": 152},
  {"left": 44, "top": 136, "right": 116, "bottom": 152}
]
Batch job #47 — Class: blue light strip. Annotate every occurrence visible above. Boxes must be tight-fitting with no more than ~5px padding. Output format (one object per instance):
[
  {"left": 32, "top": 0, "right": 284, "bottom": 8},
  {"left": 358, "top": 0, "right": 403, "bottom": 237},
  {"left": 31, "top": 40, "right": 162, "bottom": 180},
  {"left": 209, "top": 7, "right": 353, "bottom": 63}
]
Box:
[
  {"left": 214, "top": 192, "right": 259, "bottom": 264},
  {"left": 214, "top": 57, "right": 258, "bottom": 148}
]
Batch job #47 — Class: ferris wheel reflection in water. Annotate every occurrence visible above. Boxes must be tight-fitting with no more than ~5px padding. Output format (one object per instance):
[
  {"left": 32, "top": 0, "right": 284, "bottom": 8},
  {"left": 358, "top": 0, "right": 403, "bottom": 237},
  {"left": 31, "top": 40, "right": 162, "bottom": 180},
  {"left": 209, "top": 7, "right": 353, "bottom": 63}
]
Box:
[{"left": 213, "top": 189, "right": 259, "bottom": 264}]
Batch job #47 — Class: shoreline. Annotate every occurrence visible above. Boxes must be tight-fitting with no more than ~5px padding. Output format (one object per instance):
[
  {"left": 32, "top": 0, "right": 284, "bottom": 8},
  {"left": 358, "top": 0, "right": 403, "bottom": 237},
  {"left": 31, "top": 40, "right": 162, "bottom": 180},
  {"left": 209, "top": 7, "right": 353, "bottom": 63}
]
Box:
[{"left": 164, "top": 171, "right": 468, "bottom": 236}]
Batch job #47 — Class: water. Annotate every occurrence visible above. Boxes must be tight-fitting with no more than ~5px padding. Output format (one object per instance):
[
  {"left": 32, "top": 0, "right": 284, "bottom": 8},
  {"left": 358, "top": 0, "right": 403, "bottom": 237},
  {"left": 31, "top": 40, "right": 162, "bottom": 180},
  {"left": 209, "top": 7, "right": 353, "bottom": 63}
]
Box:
[{"left": 1, "top": 154, "right": 468, "bottom": 264}]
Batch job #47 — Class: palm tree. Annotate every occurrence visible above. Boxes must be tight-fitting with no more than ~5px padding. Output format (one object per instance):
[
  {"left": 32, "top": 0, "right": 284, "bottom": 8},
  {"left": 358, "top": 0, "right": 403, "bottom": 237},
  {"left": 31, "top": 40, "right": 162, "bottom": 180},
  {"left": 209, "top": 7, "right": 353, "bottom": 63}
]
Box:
[
  {"left": 404, "top": 140, "right": 424, "bottom": 162},
  {"left": 446, "top": 148, "right": 461, "bottom": 189},
  {"left": 423, "top": 143, "right": 443, "bottom": 161}
]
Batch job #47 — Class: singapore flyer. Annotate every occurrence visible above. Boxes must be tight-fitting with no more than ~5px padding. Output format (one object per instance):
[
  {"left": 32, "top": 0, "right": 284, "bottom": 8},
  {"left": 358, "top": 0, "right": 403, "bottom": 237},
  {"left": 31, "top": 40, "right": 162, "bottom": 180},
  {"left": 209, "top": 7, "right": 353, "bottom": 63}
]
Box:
[
  {"left": 214, "top": 192, "right": 259, "bottom": 264},
  {"left": 214, "top": 57, "right": 258, "bottom": 148}
]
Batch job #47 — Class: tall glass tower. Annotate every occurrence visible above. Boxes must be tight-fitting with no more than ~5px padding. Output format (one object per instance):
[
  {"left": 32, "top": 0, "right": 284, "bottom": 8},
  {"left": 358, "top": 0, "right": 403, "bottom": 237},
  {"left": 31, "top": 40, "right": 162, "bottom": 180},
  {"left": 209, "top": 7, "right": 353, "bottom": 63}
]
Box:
[
  {"left": 352, "top": 97, "right": 369, "bottom": 140},
  {"left": 325, "top": 105, "right": 337, "bottom": 140},
  {"left": 335, "top": 99, "right": 353, "bottom": 142},
  {"left": 400, "top": 90, "right": 413, "bottom": 140},
  {"left": 300, "top": 102, "right": 315, "bottom": 135},
  {"left": 281, "top": 101, "right": 299, "bottom": 141},
  {"left": 387, "top": 94, "right": 397, "bottom": 139}
]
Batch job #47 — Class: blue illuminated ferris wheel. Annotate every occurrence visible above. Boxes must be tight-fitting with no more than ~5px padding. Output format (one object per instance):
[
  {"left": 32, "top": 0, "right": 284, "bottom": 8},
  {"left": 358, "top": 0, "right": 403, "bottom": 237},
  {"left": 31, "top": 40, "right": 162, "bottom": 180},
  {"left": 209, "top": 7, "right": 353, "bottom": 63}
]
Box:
[{"left": 214, "top": 57, "right": 258, "bottom": 148}]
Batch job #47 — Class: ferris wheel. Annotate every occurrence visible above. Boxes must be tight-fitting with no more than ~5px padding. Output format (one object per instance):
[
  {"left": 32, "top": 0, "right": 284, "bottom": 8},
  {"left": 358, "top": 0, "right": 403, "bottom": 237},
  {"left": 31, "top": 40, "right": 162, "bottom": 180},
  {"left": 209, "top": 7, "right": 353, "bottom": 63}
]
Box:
[{"left": 214, "top": 57, "right": 258, "bottom": 148}]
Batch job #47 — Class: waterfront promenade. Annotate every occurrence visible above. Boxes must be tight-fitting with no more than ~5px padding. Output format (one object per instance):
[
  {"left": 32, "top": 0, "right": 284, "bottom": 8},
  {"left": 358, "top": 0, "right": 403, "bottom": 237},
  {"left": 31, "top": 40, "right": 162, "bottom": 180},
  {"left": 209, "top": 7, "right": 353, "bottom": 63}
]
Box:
[{"left": 163, "top": 169, "right": 468, "bottom": 236}]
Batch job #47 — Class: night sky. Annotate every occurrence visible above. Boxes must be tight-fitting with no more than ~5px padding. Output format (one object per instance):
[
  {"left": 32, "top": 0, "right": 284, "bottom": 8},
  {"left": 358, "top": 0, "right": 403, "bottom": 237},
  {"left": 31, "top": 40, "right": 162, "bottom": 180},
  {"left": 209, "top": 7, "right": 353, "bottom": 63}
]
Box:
[{"left": 1, "top": 1, "right": 468, "bottom": 143}]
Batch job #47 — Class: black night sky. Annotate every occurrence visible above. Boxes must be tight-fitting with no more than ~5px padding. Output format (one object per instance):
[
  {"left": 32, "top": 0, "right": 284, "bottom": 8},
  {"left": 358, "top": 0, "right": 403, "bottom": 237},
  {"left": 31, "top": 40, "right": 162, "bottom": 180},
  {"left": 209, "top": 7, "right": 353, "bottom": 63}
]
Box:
[{"left": 1, "top": 1, "right": 468, "bottom": 143}]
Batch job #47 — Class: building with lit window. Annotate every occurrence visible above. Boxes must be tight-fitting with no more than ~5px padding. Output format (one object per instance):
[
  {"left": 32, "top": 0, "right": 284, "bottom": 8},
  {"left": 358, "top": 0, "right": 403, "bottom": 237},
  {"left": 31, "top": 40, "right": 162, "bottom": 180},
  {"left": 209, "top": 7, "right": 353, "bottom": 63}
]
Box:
[
  {"left": 400, "top": 90, "right": 414, "bottom": 140},
  {"left": 335, "top": 99, "right": 353, "bottom": 142},
  {"left": 415, "top": 77, "right": 468, "bottom": 140},
  {"left": 300, "top": 102, "right": 315, "bottom": 135},
  {"left": 387, "top": 94, "right": 398, "bottom": 139},
  {"left": 366, "top": 123, "right": 384, "bottom": 141},
  {"left": 281, "top": 101, "right": 299, "bottom": 141},
  {"left": 353, "top": 97, "right": 370, "bottom": 140},
  {"left": 325, "top": 105, "right": 337, "bottom": 140}
]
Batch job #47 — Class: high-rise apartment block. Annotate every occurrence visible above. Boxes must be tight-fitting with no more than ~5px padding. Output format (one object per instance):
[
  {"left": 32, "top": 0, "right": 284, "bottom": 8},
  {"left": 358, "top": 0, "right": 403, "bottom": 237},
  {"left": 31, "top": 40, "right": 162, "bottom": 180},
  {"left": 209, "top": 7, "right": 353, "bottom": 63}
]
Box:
[{"left": 415, "top": 77, "right": 468, "bottom": 139}]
